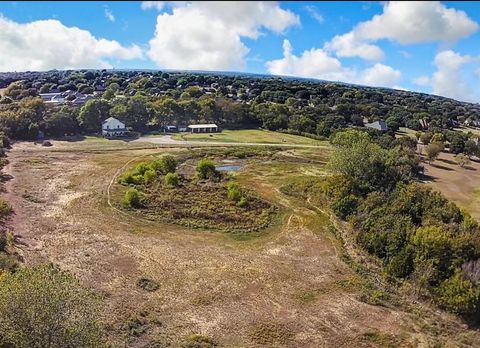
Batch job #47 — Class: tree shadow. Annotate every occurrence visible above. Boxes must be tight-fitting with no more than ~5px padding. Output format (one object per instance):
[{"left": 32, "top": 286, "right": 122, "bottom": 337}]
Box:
[
  {"left": 437, "top": 158, "right": 457, "bottom": 165},
  {"left": 463, "top": 165, "right": 477, "bottom": 171},
  {"left": 418, "top": 172, "right": 437, "bottom": 182},
  {"left": 430, "top": 163, "right": 455, "bottom": 171}
]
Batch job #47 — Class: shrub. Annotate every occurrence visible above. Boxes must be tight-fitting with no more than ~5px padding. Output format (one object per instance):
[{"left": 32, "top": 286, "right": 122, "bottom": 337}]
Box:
[
  {"left": 0, "top": 198, "right": 12, "bottom": 222},
  {"left": 331, "top": 194, "right": 359, "bottom": 219},
  {"left": 165, "top": 172, "right": 180, "bottom": 187},
  {"left": 425, "top": 142, "right": 444, "bottom": 163},
  {"left": 385, "top": 246, "right": 415, "bottom": 278},
  {"left": 183, "top": 334, "right": 217, "bottom": 348},
  {"left": 143, "top": 169, "right": 157, "bottom": 184},
  {"left": 455, "top": 154, "right": 470, "bottom": 168},
  {"left": 136, "top": 277, "right": 160, "bottom": 292},
  {"left": 122, "top": 187, "right": 144, "bottom": 208},
  {"left": 227, "top": 181, "right": 242, "bottom": 202},
  {"left": 0, "top": 253, "right": 18, "bottom": 273},
  {"left": 196, "top": 159, "right": 220, "bottom": 180},
  {"left": 0, "top": 264, "right": 103, "bottom": 347},
  {"left": 237, "top": 196, "right": 248, "bottom": 208},
  {"left": 151, "top": 154, "right": 177, "bottom": 174},
  {"left": 437, "top": 271, "right": 479, "bottom": 314}
]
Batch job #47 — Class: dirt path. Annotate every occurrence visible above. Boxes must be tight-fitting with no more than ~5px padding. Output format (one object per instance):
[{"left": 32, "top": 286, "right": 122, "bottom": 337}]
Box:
[{"left": 2, "top": 141, "right": 458, "bottom": 347}]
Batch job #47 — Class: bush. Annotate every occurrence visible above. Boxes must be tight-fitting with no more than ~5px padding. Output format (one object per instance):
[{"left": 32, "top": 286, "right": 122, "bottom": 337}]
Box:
[
  {"left": 227, "top": 181, "right": 242, "bottom": 202},
  {"left": 237, "top": 196, "right": 248, "bottom": 208},
  {"left": 143, "top": 169, "right": 157, "bottom": 184},
  {"left": 437, "top": 271, "right": 479, "bottom": 314},
  {"left": 0, "top": 198, "right": 12, "bottom": 222},
  {"left": 183, "top": 334, "right": 217, "bottom": 348},
  {"left": 331, "top": 194, "right": 359, "bottom": 219},
  {"left": 0, "top": 264, "right": 103, "bottom": 347},
  {"left": 425, "top": 142, "right": 444, "bottom": 163},
  {"left": 136, "top": 277, "right": 160, "bottom": 292},
  {"left": 0, "top": 253, "right": 18, "bottom": 273},
  {"left": 385, "top": 246, "right": 414, "bottom": 278},
  {"left": 151, "top": 154, "right": 177, "bottom": 174},
  {"left": 122, "top": 187, "right": 144, "bottom": 208},
  {"left": 165, "top": 172, "right": 180, "bottom": 187},
  {"left": 196, "top": 159, "right": 220, "bottom": 181}
]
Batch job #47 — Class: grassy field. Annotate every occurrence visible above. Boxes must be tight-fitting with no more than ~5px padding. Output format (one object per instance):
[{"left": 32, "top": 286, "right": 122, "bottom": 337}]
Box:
[
  {"left": 172, "top": 129, "right": 327, "bottom": 145},
  {"left": 3, "top": 139, "right": 480, "bottom": 347}
]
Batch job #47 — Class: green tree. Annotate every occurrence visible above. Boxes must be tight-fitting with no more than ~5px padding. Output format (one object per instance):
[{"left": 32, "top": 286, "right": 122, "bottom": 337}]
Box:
[
  {"left": 425, "top": 142, "right": 444, "bottom": 163},
  {"left": 78, "top": 99, "right": 111, "bottom": 132},
  {"left": 0, "top": 264, "right": 103, "bottom": 348},
  {"left": 464, "top": 139, "right": 479, "bottom": 158}
]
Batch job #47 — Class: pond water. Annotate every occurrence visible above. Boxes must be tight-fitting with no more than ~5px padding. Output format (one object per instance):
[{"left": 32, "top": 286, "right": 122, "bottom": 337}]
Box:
[{"left": 216, "top": 165, "right": 242, "bottom": 172}]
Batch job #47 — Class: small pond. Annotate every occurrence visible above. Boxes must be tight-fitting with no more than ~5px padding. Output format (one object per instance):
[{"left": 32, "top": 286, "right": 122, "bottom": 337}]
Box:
[{"left": 216, "top": 165, "right": 242, "bottom": 172}]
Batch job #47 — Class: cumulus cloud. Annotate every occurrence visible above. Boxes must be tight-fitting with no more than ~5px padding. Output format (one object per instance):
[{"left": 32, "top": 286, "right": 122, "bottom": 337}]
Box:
[
  {"left": 360, "top": 63, "right": 402, "bottom": 87},
  {"left": 326, "top": 1, "right": 478, "bottom": 61},
  {"left": 413, "top": 50, "right": 480, "bottom": 102},
  {"left": 104, "top": 6, "right": 115, "bottom": 22},
  {"left": 147, "top": 1, "right": 299, "bottom": 70},
  {"left": 266, "top": 40, "right": 401, "bottom": 88},
  {"left": 266, "top": 40, "right": 352, "bottom": 82},
  {"left": 356, "top": 1, "right": 478, "bottom": 44},
  {"left": 0, "top": 16, "right": 143, "bottom": 71},
  {"left": 325, "top": 32, "right": 384, "bottom": 61}
]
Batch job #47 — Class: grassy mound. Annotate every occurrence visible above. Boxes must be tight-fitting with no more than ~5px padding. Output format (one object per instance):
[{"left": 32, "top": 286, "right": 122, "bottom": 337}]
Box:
[{"left": 117, "top": 155, "right": 276, "bottom": 233}]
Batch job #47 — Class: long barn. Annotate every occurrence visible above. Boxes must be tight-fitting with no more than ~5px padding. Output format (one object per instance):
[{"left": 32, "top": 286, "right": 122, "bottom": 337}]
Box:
[{"left": 187, "top": 124, "right": 218, "bottom": 133}]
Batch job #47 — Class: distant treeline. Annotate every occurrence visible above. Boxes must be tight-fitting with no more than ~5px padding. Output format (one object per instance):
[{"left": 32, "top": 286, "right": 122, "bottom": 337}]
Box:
[{"left": 1, "top": 69, "right": 480, "bottom": 141}]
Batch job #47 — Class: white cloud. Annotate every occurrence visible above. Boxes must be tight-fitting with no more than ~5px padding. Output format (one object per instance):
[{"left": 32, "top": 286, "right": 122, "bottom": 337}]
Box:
[
  {"left": 325, "top": 32, "right": 384, "bottom": 61},
  {"left": 141, "top": 1, "right": 165, "bottom": 11},
  {"left": 326, "top": 1, "right": 478, "bottom": 61},
  {"left": 147, "top": 1, "right": 299, "bottom": 70},
  {"left": 413, "top": 75, "right": 431, "bottom": 86},
  {"left": 414, "top": 50, "right": 480, "bottom": 102},
  {"left": 360, "top": 63, "right": 401, "bottom": 87},
  {"left": 0, "top": 16, "right": 143, "bottom": 71},
  {"left": 305, "top": 5, "right": 324, "bottom": 24},
  {"left": 266, "top": 40, "right": 352, "bottom": 82},
  {"left": 431, "top": 50, "right": 473, "bottom": 100},
  {"left": 266, "top": 40, "right": 401, "bottom": 88},
  {"left": 356, "top": 1, "right": 478, "bottom": 44},
  {"left": 104, "top": 6, "right": 115, "bottom": 22}
]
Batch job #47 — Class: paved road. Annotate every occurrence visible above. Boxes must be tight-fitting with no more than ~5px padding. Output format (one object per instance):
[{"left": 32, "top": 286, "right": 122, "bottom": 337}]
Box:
[{"left": 134, "top": 135, "right": 326, "bottom": 148}]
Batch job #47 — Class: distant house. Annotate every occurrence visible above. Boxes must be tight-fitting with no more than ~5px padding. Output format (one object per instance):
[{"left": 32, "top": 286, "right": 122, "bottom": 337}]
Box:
[
  {"left": 39, "top": 90, "right": 93, "bottom": 106},
  {"left": 365, "top": 120, "right": 388, "bottom": 132},
  {"left": 187, "top": 124, "right": 218, "bottom": 133},
  {"left": 102, "top": 117, "right": 128, "bottom": 137}
]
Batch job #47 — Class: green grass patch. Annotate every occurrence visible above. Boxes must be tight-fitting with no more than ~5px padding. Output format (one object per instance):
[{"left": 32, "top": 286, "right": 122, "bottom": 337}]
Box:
[{"left": 173, "top": 129, "right": 328, "bottom": 146}]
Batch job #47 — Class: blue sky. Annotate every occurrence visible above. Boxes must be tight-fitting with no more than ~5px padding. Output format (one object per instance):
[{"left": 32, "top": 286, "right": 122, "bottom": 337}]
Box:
[{"left": 0, "top": 1, "right": 479, "bottom": 102}]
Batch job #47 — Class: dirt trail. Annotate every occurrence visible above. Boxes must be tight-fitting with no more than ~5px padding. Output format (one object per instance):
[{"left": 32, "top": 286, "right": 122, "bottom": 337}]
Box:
[{"left": 1, "top": 141, "right": 457, "bottom": 347}]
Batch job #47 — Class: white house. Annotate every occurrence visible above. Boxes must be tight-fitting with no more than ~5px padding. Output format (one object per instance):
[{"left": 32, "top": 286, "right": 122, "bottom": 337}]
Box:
[
  {"left": 102, "top": 117, "right": 128, "bottom": 137},
  {"left": 187, "top": 124, "right": 218, "bottom": 133}
]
